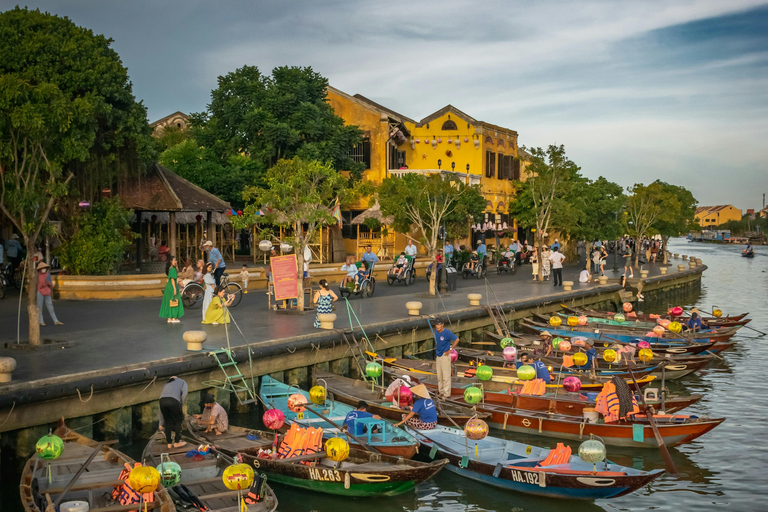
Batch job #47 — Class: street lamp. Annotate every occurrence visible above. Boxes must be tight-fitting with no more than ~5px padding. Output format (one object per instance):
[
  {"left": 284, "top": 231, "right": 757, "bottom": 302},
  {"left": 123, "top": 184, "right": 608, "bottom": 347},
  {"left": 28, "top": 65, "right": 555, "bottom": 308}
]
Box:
[
  {"left": 437, "top": 159, "right": 442, "bottom": 169},
  {"left": 451, "top": 162, "right": 455, "bottom": 172}
]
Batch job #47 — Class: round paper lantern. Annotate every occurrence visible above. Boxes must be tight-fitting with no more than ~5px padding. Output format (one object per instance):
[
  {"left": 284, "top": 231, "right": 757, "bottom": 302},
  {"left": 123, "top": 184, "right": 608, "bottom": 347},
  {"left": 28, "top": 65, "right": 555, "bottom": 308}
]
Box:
[
  {"left": 258, "top": 240, "right": 273, "bottom": 251},
  {"left": 573, "top": 352, "right": 588, "bottom": 366},
  {"left": 638, "top": 348, "right": 654, "bottom": 363},
  {"left": 572, "top": 336, "right": 587, "bottom": 347},
  {"left": 578, "top": 438, "right": 606, "bottom": 464},
  {"left": 563, "top": 376, "right": 581, "bottom": 392},
  {"left": 603, "top": 349, "right": 617, "bottom": 363},
  {"left": 552, "top": 337, "right": 563, "bottom": 350},
  {"left": 464, "top": 418, "right": 489, "bottom": 440},
  {"left": 517, "top": 365, "right": 536, "bottom": 381},
  {"left": 156, "top": 460, "right": 182, "bottom": 487},
  {"left": 653, "top": 326, "right": 665, "bottom": 336},
  {"left": 636, "top": 341, "right": 650, "bottom": 349},
  {"left": 287, "top": 393, "right": 307, "bottom": 412},
  {"left": 325, "top": 437, "right": 350, "bottom": 462},
  {"left": 280, "top": 242, "right": 293, "bottom": 252},
  {"left": 549, "top": 316, "right": 562, "bottom": 327},
  {"left": 464, "top": 386, "right": 483, "bottom": 404},
  {"left": 395, "top": 385, "right": 412, "bottom": 407},
  {"left": 622, "top": 302, "right": 633, "bottom": 313},
  {"left": 263, "top": 408, "right": 285, "bottom": 430},
  {"left": 645, "top": 331, "right": 658, "bottom": 338},
  {"left": 658, "top": 319, "right": 671, "bottom": 328},
  {"left": 36, "top": 434, "right": 64, "bottom": 460},
  {"left": 309, "top": 385, "right": 326, "bottom": 405},
  {"left": 668, "top": 321, "right": 682, "bottom": 333},
  {"left": 670, "top": 306, "right": 683, "bottom": 317},
  {"left": 713, "top": 308, "right": 723, "bottom": 318},
  {"left": 614, "top": 313, "right": 625, "bottom": 323},
  {"left": 365, "top": 362, "right": 383, "bottom": 378},
  {"left": 129, "top": 465, "right": 161, "bottom": 494},
  {"left": 500, "top": 338, "right": 515, "bottom": 348},
  {"left": 502, "top": 346, "right": 517, "bottom": 361},
  {"left": 578, "top": 315, "right": 588, "bottom": 326},
  {"left": 567, "top": 316, "right": 579, "bottom": 326},
  {"left": 476, "top": 365, "right": 493, "bottom": 381},
  {"left": 449, "top": 349, "right": 458, "bottom": 362},
  {"left": 222, "top": 463, "right": 254, "bottom": 490},
  {"left": 558, "top": 340, "right": 572, "bottom": 352}
]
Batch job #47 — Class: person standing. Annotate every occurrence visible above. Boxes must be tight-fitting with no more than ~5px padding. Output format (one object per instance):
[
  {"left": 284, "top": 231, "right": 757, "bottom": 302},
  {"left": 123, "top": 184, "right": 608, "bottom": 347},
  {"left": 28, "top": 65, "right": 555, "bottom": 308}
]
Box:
[
  {"left": 541, "top": 246, "right": 551, "bottom": 281},
  {"left": 432, "top": 317, "right": 459, "bottom": 400},
  {"left": 551, "top": 238, "right": 561, "bottom": 251},
  {"left": 549, "top": 247, "right": 566, "bottom": 287},
  {"left": 313, "top": 279, "right": 338, "bottom": 328},
  {"left": 5, "top": 234, "right": 23, "bottom": 270},
  {"left": 599, "top": 246, "right": 608, "bottom": 276},
  {"left": 203, "top": 240, "right": 226, "bottom": 286},
  {"left": 530, "top": 247, "right": 539, "bottom": 280},
  {"left": 159, "top": 256, "right": 184, "bottom": 324},
  {"left": 159, "top": 376, "right": 188, "bottom": 449},
  {"left": 202, "top": 262, "right": 215, "bottom": 321},
  {"left": 444, "top": 241, "right": 454, "bottom": 266},
  {"left": 36, "top": 262, "right": 62, "bottom": 326},
  {"left": 623, "top": 244, "right": 634, "bottom": 278},
  {"left": 404, "top": 240, "right": 418, "bottom": 257}
]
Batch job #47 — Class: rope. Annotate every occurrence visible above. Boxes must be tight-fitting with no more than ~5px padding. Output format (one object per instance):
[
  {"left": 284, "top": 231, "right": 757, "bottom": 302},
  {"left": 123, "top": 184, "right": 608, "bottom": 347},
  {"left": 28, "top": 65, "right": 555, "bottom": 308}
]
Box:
[
  {"left": 76, "top": 385, "right": 94, "bottom": 403},
  {"left": 502, "top": 412, "right": 509, "bottom": 430},
  {"left": 538, "top": 417, "right": 543, "bottom": 433},
  {"left": 70, "top": 376, "right": 158, "bottom": 433},
  {"left": 0, "top": 400, "right": 15, "bottom": 428},
  {"left": 579, "top": 421, "right": 585, "bottom": 439}
]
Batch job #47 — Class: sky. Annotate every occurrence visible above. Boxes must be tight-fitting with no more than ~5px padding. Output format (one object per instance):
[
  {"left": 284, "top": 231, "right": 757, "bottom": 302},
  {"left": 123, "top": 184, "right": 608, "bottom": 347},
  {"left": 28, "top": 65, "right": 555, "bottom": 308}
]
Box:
[{"left": 6, "top": 0, "right": 768, "bottom": 211}]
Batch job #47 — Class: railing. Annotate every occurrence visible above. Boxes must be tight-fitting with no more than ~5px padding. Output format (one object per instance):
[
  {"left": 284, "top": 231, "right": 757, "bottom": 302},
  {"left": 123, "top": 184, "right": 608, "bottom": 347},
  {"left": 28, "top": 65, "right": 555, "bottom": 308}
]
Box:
[{"left": 388, "top": 168, "right": 482, "bottom": 186}]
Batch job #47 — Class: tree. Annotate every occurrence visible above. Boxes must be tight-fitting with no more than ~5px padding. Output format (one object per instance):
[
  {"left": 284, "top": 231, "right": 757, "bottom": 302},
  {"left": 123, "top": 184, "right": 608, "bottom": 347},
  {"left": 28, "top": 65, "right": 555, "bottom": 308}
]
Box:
[
  {"left": 623, "top": 182, "right": 682, "bottom": 266},
  {"left": 651, "top": 181, "right": 697, "bottom": 263},
  {"left": 238, "top": 157, "right": 356, "bottom": 310},
  {"left": 563, "top": 176, "right": 625, "bottom": 262},
  {"left": 377, "top": 173, "right": 486, "bottom": 295},
  {"left": 509, "top": 145, "right": 581, "bottom": 280}
]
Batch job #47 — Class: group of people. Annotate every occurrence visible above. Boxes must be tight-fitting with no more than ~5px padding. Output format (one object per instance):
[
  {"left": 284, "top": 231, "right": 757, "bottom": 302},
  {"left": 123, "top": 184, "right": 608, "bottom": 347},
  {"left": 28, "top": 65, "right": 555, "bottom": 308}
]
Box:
[{"left": 158, "top": 376, "right": 229, "bottom": 450}]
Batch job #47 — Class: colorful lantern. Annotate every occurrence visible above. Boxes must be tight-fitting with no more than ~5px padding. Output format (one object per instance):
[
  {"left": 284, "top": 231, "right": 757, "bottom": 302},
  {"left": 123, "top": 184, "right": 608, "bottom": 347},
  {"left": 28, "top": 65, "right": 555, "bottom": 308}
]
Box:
[
  {"left": 502, "top": 346, "right": 517, "bottom": 361},
  {"left": 36, "top": 433, "right": 64, "bottom": 460},
  {"left": 365, "top": 362, "right": 383, "bottom": 378},
  {"left": 552, "top": 337, "right": 563, "bottom": 350},
  {"left": 449, "top": 349, "right": 458, "bottom": 362},
  {"left": 637, "top": 341, "right": 651, "bottom": 348},
  {"left": 573, "top": 352, "right": 588, "bottom": 366},
  {"left": 287, "top": 393, "right": 307, "bottom": 412},
  {"left": 129, "top": 465, "right": 161, "bottom": 494},
  {"left": 563, "top": 376, "right": 581, "bottom": 392},
  {"left": 309, "top": 385, "right": 326, "bottom": 405},
  {"left": 645, "top": 331, "right": 658, "bottom": 338},
  {"left": 325, "top": 437, "right": 350, "bottom": 462},
  {"left": 658, "top": 319, "right": 671, "bottom": 328},
  {"left": 567, "top": 316, "right": 579, "bottom": 326},
  {"left": 517, "top": 365, "right": 536, "bottom": 381},
  {"left": 669, "top": 321, "right": 682, "bottom": 333},
  {"left": 500, "top": 337, "right": 515, "bottom": 348},
  {"left": 603, "top": 349, "right": 617, "bottom": 363},
  {"left": 558, "top": 340, "right": 571, "bottom": 352},
  {"left": 670, "top": 306, "right": 683, "bottom": 317},
  {"left": 464, "top": 418, "right": 489, "bottom": 440},
  {"left": 549, "top": 316, "right": 562, "bottom": 327},
  {"left": 713, "top": 308, "right": 723, "bottom": 318},
  {"left": 156, "top": 458, "right": 182, "bottom": 487},
  {"left": 614, "top": 313, "right": 625, "bottom": 323},
  {"left": 578, "top": 315, "right": 588, "bottom": 326},
  {"left": 476, "top": 365, "right": 493, "bottom": 381},
  {"left": 571, "top": 337, "right": 587, "bottom": 346},
  {"left": 578, "top": 438, "right": 606, "bottom": 465},
  {"left": 623, "top": 302, "right": 633, "bottom": 313},
  {"left": 395, "top": 386, "right": 412, "bottom": 407},
  {"left": 263, "top": 409, "right": 285, "bottom": 430},
  {"left": 653, "top": 326, "right": 665, "bottom": 336},
  {"left": 464, "top": 386, "right": 483, "bottom": 404},
  {"left": 222, "top": 463, "right": 254, "bottom": 490},
  {"left": 638, "top": 348, "right": 654, "bottom": 363}
]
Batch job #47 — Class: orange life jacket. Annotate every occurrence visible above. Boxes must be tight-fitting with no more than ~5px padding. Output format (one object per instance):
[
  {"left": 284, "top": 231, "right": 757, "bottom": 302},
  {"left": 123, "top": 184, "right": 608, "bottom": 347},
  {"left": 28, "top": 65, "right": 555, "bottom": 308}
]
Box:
[
  {"left": 595, "top": 383, "right": 638, "bottom": 422},
  {"left": 116, "top": 462, "right": 155, "bottom": 505}
]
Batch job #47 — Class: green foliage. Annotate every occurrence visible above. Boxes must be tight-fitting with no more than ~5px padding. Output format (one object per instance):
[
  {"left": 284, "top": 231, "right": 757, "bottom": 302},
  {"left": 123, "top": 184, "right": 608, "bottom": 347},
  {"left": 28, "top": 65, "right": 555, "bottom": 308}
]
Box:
[
  {"left": 651, "top": 181, "right": 697, "bottom": 238},
  {"left": 155, "top": 125, "right": 192, "bottom": 151},
  {"left": 623, "top": 181, "right": 688, "bottom": 264},
  {"left": 57, "top": 199, "right": 136, "bottom": 275},
  {"left": 363, "top": 217, "right": 382, "bottom": 231},
  {"left": 566, "top": 176, "right": 626, "bottom": 242}
]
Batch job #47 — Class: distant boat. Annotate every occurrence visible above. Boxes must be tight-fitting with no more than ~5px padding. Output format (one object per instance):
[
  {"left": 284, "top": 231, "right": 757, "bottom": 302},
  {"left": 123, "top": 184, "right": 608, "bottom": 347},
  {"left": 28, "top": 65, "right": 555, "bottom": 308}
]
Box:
[{"left": 742, "top": 249, "right": 755, "bottom": 258}]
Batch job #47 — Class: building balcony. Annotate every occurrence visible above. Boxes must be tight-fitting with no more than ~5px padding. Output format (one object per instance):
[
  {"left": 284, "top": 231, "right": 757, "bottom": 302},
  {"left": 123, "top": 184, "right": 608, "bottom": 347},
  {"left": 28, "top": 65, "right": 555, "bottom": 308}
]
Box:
[{"left": 387, "top": 168, "right": 481, "bottom": 186}]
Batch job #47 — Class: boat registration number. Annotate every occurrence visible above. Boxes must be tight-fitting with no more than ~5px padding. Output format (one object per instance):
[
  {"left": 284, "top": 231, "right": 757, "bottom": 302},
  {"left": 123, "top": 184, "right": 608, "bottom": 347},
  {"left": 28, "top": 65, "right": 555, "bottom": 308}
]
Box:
[
  {"left": 308, "top": 468, "right": 342, "bottom": 482},
  {"left": 509, "top": 469, "right": 540, "bottom": 485}
]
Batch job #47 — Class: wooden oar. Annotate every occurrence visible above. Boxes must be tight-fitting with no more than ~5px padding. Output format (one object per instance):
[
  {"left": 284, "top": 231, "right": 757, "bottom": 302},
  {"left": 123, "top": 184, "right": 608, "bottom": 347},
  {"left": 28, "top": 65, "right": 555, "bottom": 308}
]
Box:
[
  {"left": 628, "top": 368, "right": 678, "bottom": 476},
  {"left": 49, "top": 443, "right": 103, "bottom": 510},
  {"left": 303, "top": 406, "right": 382, "bottom": 454}
]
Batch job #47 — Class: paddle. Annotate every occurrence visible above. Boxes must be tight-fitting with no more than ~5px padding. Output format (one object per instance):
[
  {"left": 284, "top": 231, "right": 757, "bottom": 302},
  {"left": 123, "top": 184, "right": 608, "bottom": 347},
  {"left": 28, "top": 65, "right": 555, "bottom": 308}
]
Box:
[
  {"left": 302, "top": 406, "right": 383, "bottom": 454},
  {"left": 49, "top": 443, "right": 103, "bottom": 510},
  {"left": 628, "top": 368, "right": 678, "bottom": 476}
]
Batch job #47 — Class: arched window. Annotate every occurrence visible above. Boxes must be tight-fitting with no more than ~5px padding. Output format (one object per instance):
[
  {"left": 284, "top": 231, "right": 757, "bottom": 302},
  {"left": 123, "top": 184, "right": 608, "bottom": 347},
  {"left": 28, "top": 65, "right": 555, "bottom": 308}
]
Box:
[{"left": 441, "top": 119, "right": 458, "bottom": 130}]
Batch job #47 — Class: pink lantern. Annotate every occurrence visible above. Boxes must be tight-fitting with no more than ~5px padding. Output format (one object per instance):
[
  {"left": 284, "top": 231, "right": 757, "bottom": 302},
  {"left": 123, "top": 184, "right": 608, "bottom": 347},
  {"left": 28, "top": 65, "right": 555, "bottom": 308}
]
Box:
[
  {"left": 558, "top": 340, "right": 571, "bottom": 352},
  {"left": 395, "top": 386, "right": 412, "bottom": 407},
  {"left": 653, "top": 325, "right": 665, "bottom": 336},
  {"left": 464, "top": 137, "right": 469, "bottom": 143},
  {"left": 263, "top": 409, "right": 285, "bottom": 430},
  {"left": 659, "top": 319, "right": 671, "bottom": 328},
  {"left": 447, "top": 138, "right": 453, "bottom": 144},
  {"left": 572, "top": 337, "right": 587, "bottom": 347},
  {"left": 638, "top": 341, "right": 651, "bottom": 348},
  {"left": 645, "top": 331, "right": 658, "bottom": 337},
  {"left": 449, "top": 349, "right": 458, "bottom": 362},
  {"left": 577, "top": 315, "right": 588, "bottom": 326},
  {"left": 415, "top": 138, "right": 420, "bottom": 143},
  {"left": 287, "top": 394, "right": 307, "bottom": 412},
  {"left": 502, "top": 346, "right": 517, "bottom": 362},
  {"left": 670, "top": 306, "right": 683, "bottom": 317},
  {"left": 563, "top": 376, "right": 581, "bottom": 393},
  {"left": 437, "top": 137, "right": 442, "bottom": 143}
]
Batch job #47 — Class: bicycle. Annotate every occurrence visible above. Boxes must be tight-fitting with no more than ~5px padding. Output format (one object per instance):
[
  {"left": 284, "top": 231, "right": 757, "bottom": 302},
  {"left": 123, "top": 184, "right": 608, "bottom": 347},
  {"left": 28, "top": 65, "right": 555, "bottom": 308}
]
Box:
[{"left": 181, "top": 272, "right": 243, "bottom": 308}]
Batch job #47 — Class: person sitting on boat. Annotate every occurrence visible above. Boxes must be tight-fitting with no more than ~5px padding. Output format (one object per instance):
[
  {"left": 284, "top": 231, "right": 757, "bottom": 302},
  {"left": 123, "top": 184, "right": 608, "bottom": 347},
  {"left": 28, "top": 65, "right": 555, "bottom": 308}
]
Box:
[
  {"left": 384, "top": 375, "right": 413, "bottom": 408},
  {"left": 394, "top": 384, "right": 437, "bottom": 430},
  {"left": 534, "top": 331, "right": 553, "bottom": 357},
  {"left": 516, "top": 353, "right": 551, "bottom": 383},
  {"left": 195, "top": 393, "right": 229, "bottom": 435},
  {"left": 685, "top": 311, "right": 703, "bottom": 332},
  {"left": 343, "top": 401, "right": 382, "bottom": 435},
  {"left": 577, "top": 340, "right": 598, "bottom": 370}
]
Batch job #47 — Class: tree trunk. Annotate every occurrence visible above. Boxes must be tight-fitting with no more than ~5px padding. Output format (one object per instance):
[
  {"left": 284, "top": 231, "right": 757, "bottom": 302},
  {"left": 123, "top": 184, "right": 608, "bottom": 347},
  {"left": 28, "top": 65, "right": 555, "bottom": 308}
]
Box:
[
  {"left": 428, "top": 252, "right": 437, "bottom": 295},
  {"left": 296, "top": 241, "right": 305, "bottom": 311},
  {"left": 537, "top": 233, "right": 544, "bottom": 281},
  {"left": 24, "top": 243, "right": 40, "bottom": 346},
  {"left": 634, "top": 236, "right": 640, "bottom": 268}
]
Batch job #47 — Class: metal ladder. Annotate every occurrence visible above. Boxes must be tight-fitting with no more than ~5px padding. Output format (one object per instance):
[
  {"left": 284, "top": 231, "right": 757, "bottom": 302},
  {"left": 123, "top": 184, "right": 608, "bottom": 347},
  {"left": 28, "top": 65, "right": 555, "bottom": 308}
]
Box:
[{"left": 203, "top": 348, "right": 257, "bottom": 405}]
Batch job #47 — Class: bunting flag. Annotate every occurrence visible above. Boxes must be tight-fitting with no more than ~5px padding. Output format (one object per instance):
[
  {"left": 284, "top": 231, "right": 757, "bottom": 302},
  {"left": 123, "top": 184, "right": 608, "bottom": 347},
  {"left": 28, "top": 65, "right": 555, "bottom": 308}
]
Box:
[{"left": 332, "top": 201, "right": 342, "bottom": 228}]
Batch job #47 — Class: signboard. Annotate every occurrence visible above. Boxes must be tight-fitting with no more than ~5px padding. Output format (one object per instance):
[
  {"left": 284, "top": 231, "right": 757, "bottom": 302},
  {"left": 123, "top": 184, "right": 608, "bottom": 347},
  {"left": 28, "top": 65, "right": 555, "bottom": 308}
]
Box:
[{"left": 271, "top": 255, "right": 298, "bottom": 301}]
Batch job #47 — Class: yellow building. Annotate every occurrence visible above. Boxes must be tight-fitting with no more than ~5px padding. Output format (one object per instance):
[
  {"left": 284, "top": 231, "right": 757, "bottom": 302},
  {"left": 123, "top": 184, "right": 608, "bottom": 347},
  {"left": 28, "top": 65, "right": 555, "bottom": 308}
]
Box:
[{"left": 695, "top": 205, "right": 742, "bottom": 227}]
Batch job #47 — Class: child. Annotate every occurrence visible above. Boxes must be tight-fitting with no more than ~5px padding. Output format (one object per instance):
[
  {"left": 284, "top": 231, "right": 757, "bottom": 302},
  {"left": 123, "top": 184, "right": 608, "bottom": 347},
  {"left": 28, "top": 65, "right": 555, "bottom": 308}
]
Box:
[
  {"left": 394, "top": 252, "right": 408, "bottom": 277},
  {"left": 355, "top": 261, "right": 370, "bottom": 291},
  {"left": 239, "top": 264, "right": 250, "bottom": 294},
  {"left": 341, "top": 255, "right": 358, "bottom": 287},
  {"left": 468, "top": 250, "right": 479, "bottom": 271}
]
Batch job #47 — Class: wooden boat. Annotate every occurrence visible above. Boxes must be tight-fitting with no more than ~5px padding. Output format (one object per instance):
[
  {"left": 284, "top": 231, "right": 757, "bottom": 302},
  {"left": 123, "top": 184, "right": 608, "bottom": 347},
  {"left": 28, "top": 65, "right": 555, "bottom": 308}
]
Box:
[
  {"left": 187, "top": 419, "right": 447, "bottom": 497},
  {"left": 742, "top": 249, "right": 755, "bottom": 257},
  {"left": 408, "top": 425, "right": 664, "bottom": 499},
  {"left": 314, "top": 370, "right": 487, "bottom": 426},
  {"left": 260, "top": 376, "right": 419, "bottom": 459},
  {"left": 556, "top": 310, "right": 745, "bottom": 333},
  {"left": 142, "top": 428, "right": 278, "bottom": 511},
  {"left": 564, "top": 307, "right": 751, "bottom": 327},
  {"left": 20, "top": 423, "right": 173, "bottom": 512}
]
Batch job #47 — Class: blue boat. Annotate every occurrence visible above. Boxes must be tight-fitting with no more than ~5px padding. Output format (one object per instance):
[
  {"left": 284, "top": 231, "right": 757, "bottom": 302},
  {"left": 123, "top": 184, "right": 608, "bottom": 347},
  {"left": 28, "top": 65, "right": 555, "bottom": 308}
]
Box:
[
  {"left": 408, "top": 425, "right": 663, "bottom": 500},
  {"left": 259, "top": 376, "right": 420, "bottom": 459}
]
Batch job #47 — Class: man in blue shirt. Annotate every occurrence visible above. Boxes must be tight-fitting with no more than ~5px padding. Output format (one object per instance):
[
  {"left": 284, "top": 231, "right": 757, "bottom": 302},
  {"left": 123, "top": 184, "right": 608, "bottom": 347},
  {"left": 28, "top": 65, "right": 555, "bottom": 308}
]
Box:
[
  {"left": 361, "top": 245, "right": 379, "bottom": 266},
  {"left": 686, "top": 311, "right": 703, "bottom": 332},
  {"left": 5, "top": 233, "right": 23, "bottom": 270},
  {"left": 577, "top": 340, "right": 598, "bottom": 370},
  {"left": 444, "top": 242, "right": 454, "bottom": 265},
  {"left": 204, "top": 240, "right": 226, "bottom": 286},
  {"left": 515, "top": 353, "right": 551, "bottom": 383},
  {"left": 394, "top": 384, "right": 438, "bottom": 429},
  {"left": 433, "top": 317, "right": 459, "bottom": 399},
  {"left": 343, "top": 401, "right": 381, "bottom": 435},
  {"left": 476, "top": 240, "right": 486, "bottom": 261},
  {"left": 551, "top": 238, "right": 561, "bottom": 251}
]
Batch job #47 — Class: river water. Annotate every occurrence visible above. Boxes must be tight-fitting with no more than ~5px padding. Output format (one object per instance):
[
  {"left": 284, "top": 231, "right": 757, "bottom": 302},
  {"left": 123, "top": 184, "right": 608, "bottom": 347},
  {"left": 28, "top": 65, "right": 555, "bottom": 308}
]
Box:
[{"left": 9, "top": 239, "right": 768, "bottom": 510}]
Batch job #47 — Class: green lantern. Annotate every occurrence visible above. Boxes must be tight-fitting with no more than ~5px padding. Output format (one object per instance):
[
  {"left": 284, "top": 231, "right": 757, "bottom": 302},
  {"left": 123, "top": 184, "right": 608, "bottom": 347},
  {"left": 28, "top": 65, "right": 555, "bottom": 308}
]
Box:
[
  {"left": 552, "top": 337, "right": 563, "bottom": 350},
  {"left": 500, "top": 338, "right": 515, "bottom": 348},
  {"left": 578, "top": 436, "right": 607, "bottom": 471},
  {"left": 464, "top": 386, "right": 483, "bottom": 404},
  {"left": 517, "top": 365, "right": 536, "bottom": 381},
  {"left": 476, "top": 365, "right": 493, "bottom": 381},
  {"left": 157, "top": 456, "right": 183, "bottom": 487},
  {"left": 36, "top": 431, "right": 64, "bottom": 484},
  {"left": 614, "top": 313, "right": 625, "bottom": 323},
  {"left": 365, "top": 362, "right": 382, "bottom": 378}
]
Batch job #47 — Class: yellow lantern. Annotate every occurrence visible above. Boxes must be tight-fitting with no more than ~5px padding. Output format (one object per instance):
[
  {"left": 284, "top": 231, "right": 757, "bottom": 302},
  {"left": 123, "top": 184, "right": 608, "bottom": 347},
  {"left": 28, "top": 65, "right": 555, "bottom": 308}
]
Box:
[
  {"left": 638, "top": 348, "right": 654, "bottom": 363},
  {"left": 713, "top": 308, "right": 723, "bottom": 318},
  {"left": 603, "top": 349, "right": 617, "bottom": 363},
  {"left": 128, "top": 465, "right": 161, "bottom": 494},
  {"left": 222, "top": 463, "right": 255, "bottom": 490},
  {"left": 573, "top": 352, "right": 588, "bottom": 366},
  {"left": 325, "top": 437, "right": 350, "bottom": 462},
  {"left": 549, "top": 316, "right": 562, "bottom": 327},
  {"left": 309, "top": 385, "right": 326, "bottom": 405},
  {"left": 567, "top": 316, "right": 579, "bottom": 327},
  {"left": 668, "top": 321, "right": 682, "bottom": 333}
]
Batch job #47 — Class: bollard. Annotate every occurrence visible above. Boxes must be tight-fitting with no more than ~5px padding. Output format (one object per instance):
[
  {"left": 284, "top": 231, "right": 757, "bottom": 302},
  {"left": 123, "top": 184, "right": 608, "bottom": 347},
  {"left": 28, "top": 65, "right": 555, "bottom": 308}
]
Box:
[
  {"left": 640, "top": 270, "right": 649, "bottom": 278},
  {"left": 183, "top": 330, "right": 207, "bottom": 351},
  {"left": 660, "top": 266, "right": 668, "bottom": 275},
  {"left": 678, "top": 264, "right": 686, "bottom": 272},
  {"left": 562, "top": 281, "right": 574, "bottom": 291},
  {"left": 681, "top": 255, "right": 688, "bottom": 261},
  {"left": 673, "top": 253, "right": 679, "bottom": 259},
  {"left": 689, "top": 260, "right": 696, "bottom": 268},
  {"left": 467, "top": 293, "right": 482, "bottom": 306},
  {"left": 598, "top": 275, "right": 608, "bottom": 284},
  {"left": 405, "top": 301, "right": 423, "bottom": 316},
  {"left": 316, "top": 313, "right": 337, "bottom": 330},
  {"left": 0, "top": 356, "right": 17, "bottom": 383}
]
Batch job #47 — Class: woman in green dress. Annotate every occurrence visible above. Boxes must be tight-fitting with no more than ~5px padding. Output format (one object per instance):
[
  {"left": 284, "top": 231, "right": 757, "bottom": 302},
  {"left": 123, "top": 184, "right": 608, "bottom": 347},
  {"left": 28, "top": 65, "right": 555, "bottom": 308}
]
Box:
[
  {"left": 202, "top": 285, "right": 235, "bottom": 325},
  {"left": 159, "top": 255, "right": 184, "bottom": 323}
]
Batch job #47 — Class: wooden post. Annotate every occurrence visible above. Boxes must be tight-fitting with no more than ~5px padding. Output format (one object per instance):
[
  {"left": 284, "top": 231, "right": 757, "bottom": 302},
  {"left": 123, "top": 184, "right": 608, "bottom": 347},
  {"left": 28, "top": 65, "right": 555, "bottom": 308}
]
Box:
[
  {"left": 135, "top": 211, "right": 143, "bottom": 269},
  {"left": 169, "top": 211, "right": 177, "bottom": 258},
  {"left": 206, "top": 211, "right": 214, "bottom": 246}
]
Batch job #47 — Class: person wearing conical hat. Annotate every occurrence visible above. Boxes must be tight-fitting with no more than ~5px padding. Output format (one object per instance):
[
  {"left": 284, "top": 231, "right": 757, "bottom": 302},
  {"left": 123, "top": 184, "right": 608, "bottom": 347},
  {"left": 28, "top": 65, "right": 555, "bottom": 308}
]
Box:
[{"left": 394, "top": 384, "right": 437, "bottom": 430}]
